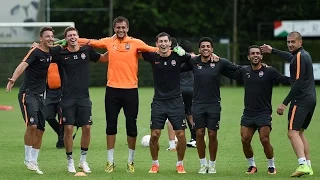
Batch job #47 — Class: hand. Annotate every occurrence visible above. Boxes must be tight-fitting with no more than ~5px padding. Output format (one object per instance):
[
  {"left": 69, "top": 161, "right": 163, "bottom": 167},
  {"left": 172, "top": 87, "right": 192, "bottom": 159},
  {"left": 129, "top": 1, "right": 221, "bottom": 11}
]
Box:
[
  {"left": 260, "top": 44, "right": 273, "bottom": 54},
  {"left": 6, "top": 78, "right": 15, "bottom": 92},
  {"left": 54, "top": 39, "right": 67, "bottom": 46},
  {"left": 31, "top": 42, "right": 40, "bottom": 49},
  {"left": 277, "top": 103, "right": 287, "bottom": 115},
  {"left": 173, "top": 46, "right": 186, "bottom": 56},
  {"left": 210, "top": 53, "right": 220, "bottom": 62}
]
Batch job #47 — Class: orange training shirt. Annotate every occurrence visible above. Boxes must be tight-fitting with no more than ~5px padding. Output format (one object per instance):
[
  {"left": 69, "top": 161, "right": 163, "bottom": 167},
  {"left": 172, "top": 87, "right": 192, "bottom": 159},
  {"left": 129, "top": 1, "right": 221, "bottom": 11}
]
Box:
[{"left": 78, "top": 36, "right": 158, "bottom": 89}]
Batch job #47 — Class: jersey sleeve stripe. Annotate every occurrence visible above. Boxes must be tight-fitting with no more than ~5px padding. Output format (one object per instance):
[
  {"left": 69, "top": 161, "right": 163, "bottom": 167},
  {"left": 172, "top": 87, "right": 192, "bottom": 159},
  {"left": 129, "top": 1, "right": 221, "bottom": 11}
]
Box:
[
  {"left": 289, "top": 105, "right": 297, "bottom": 130},
  {"left": 296, "top": 52, "right": 301, "bottom": 80},
  {"left": 22, "top": 47, "right": 37, "bottom": 62}
]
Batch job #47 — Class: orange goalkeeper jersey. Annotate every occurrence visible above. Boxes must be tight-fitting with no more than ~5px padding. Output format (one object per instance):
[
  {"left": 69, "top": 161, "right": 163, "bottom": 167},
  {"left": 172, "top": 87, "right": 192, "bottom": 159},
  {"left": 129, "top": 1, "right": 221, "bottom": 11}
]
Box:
[{"left": 78, "top": 36, "right": 157, "bottom": 89}]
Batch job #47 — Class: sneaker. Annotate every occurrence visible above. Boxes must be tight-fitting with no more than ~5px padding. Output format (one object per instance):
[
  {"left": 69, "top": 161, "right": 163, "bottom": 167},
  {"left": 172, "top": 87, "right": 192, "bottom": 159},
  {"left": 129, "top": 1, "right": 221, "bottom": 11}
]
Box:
[
  {"left": 24, "top": 160, "right": 37, "bottom": 171},
  {"left": 166, "top": 147, "right": 177, "bottom": 151},
  {"left": 105, "top": 161, "right": 115, "bottom": 173},
  {"left": 186, "top": 139, "right": 196, "bottom": 148},
  {"left": 79, "top": 161, "right": 91, "bottom": 173},
  {"left": 176, "top": 164, "right": 186, "bottom": 173},
  {"left": 67, "top": 160, "right": 76, "bottom": 173},
  {"left": 208, "top": 164, "right": 216, "bottom": 174},
  {"left": 268, "top": 167, "right": 276, "bottom": 174},
  {"left": 148, "top": 164, "right": 159, "bottom": 173},
  {"left": 126, "top": 162, "right": 134, "bottom": 173},
  {"left": 309, "top": 166, "right": 314, "bottom": 176},
  {"left": 198, "top": 164, "right": 208, "bottom": 174},
  {"left": 246, "top": 166, "right": 257, "bottom": 174},
  {"left": 33, "top": 164, "right": 44, "bottom": 175},
  {"left": 56, "top": 139, "right": 64, "bottom": 149},
  {"left": 290, "top": 164, "right": 311, "bottom": 177}
]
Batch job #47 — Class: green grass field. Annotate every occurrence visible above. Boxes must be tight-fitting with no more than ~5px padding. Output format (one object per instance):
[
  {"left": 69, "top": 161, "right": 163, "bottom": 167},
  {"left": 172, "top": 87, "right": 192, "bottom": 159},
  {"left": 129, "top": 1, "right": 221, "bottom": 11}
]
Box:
[{"left": 1, "top": 87, "right": 319, "bottom": 180}]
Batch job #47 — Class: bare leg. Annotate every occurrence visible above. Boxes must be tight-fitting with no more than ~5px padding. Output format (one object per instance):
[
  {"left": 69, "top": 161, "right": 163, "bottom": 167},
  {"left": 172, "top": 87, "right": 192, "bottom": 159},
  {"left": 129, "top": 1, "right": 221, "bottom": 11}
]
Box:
[{"left": 150, "top": 129, "right": 161, "bottom": 160}]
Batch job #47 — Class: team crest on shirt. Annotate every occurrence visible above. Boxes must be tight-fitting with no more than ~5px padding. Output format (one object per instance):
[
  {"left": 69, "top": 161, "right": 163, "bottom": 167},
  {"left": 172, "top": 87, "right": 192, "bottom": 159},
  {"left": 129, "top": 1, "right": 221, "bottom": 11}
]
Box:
[
  {"left": 246, "top": 73, "right": 250, "bottom": 78},
  {"left": 62, "top": 117, "right": 66, "bottom": 122},
  {"left": 81, "top": 53, "right": 86, "bottom": 60},
  {"left": 197, "top": 64, "right": 202, "bottom": 69},
  {"left": 210, "top": 63, "right": 215, "bottom": 68},
  {"left": 125, "top": 43, "right": 130, "bottom": 50},
  {"left": 29, "top": 117, "right": 34, "bottom": 123},
  {"left": 259, "top": 71, "right": 264, "bottom": 77},
  {"left": 171, "top": 60, "right": 176, "bottom": 66}
]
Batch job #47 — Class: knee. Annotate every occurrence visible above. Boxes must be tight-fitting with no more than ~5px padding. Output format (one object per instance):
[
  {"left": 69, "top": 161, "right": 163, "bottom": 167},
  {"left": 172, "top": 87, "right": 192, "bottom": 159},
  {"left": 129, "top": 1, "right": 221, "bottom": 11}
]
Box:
[
  {"left": 196, "top": 129, "right": 205, "bottom": 137},
  {"left": 175, "top": 130, "right": 185, "bottom": 138},
  {"left": 208, "top": 130, "right": 217, "bottom": 138},
  {"left": 106, "top": 123, "right": 117, "bottom": 135},
  {"left": 150, "top": 130, "right": 161, "bottom": 141},
  {"left": 287, "top": 130, "right": 298, "bottom": 139},
  {"left": 81, "top": 126, "right": 91, "bottom": 136},
  {"left": 126, "top": 119, "right": 137, "bottom": 137},
  {"left": 260, "top": 136, "right": 270, "bottom": 146},
  {"left": 64, "top": 125, "right": 73, "bottom": 135},
  {"left": 241, "top": 136, "right": 251, "bottom": 144}
]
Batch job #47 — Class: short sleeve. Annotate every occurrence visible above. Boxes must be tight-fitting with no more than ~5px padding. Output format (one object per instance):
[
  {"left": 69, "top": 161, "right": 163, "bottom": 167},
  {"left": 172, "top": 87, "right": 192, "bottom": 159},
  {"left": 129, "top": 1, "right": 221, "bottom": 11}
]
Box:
[
  {"left": 22, "top": 47, "right": 37, "bottom": 65},
  {"left": 88, "top": 46, "right": 101, "bottom": 63}
]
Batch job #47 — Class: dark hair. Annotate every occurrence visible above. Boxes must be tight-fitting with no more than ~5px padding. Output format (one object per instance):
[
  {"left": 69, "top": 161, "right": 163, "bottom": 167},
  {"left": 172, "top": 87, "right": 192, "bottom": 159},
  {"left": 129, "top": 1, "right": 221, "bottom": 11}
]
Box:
[
  {"left": 113, "top": 16, "right": 129, "bottom": 28},
  {"left": 40, "top": 27, "right": 54, "bottom": 37},
  {"left": 155, "top": 32, "right": 171, "bottom": 42},
  {"left": 288, "top": 31, "right": 302, "bottom": 40},
  {"left": 64, "top": 27, "right": 78, "bottom": 37},
  {"left": 198, "top": 37, "right": 213, "bottom": 48},
  {"left": 247, "top": 45, "right": 261, "bottom": 55},
  {"left": 171, "top": 37, "right": 178, "bottom": 49},
  {"left": 180, "top": 40, "right": 193, "bottom": 53}
]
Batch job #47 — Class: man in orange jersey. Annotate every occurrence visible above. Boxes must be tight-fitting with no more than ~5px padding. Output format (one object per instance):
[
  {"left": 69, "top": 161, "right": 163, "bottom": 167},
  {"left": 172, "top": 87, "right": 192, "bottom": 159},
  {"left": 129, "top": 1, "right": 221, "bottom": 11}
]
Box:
[
  {"left": 6, "top": 27, "right": 55, "bottom": 175},
  {"left": 77, "top": 16, "right": 158, "bottom": 173}
]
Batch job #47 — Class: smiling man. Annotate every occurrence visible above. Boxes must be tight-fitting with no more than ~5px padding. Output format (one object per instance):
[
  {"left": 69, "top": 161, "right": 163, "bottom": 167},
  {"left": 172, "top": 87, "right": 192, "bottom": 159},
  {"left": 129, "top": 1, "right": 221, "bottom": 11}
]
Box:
[
  {"left": 224, "top": 45, "right": 291, "bottom": 175},
  {"left": 76, "top": 16, "right": 158, "bottom": 173},
  {"left": 140, "top": 32, "right": 191, "bottom": 174},
  {"left": 48, "top": 27, "right": 109, "bottom": 174},
  {"left": 6, "top": 27, "right": 55, "bottom": 175},
  {"left": 260, "top": 31, "right": 316, "bottom": 177},
  {"left": 181, "top": 37, "right": 241, "bottom": 174}
]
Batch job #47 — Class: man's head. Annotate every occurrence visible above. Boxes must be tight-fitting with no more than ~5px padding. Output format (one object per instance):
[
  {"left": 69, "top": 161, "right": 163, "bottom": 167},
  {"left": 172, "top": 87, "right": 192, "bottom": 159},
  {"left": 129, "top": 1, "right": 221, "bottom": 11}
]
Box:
[
  {"left": 155, "top": 32, "right": 171, "bottom": 55},
  {"left": 39, "top": 27, "right": 54, "bottom": 48},
  {"left": 247, "top": 45, "right": 263, "bottom": 66},
  {"left": 113, "top": 16, "right": 129, "bottom": 39},
  {"left": 198, "top": 37, "right": 213, "bottom": 58},
  {"left": 287, "top": 31, "right": 302, "bottom": 52},
  {"left": 180, "top": 40, "right": 194, "bottom": 53},
  {"left": 64, "top": 27, "right": 79, "bottom": 47}
]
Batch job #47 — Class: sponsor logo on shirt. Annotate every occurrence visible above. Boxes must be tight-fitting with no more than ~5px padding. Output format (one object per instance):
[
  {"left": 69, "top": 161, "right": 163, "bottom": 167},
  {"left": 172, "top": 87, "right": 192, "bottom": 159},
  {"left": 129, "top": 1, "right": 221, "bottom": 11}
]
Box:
[
  {"left": 171, "top": 60, "right": 176, "bottom": 66},
  {"left": 81, "top": 53, "right": 86, "bottom": 60},
  {"left": 197, "top": 64, "right": 202, "bottom": 69},
  {"left": 29, "top": 117, "right": 34, "bottom": 123},
  {"left": 210, "top": 63, "right": 215, "bottom": 68},
  {"left": 259, "top": 71, "right": 264, "bottom": 77},
  {"left": 246, "top": 73, "right": 250, "bottom": 78},
  {"left": 155, "top": 62, "right": 160, "bottom": 64},
  {"left": 125, "top": 43, "right": 130, "bottom": 50}
]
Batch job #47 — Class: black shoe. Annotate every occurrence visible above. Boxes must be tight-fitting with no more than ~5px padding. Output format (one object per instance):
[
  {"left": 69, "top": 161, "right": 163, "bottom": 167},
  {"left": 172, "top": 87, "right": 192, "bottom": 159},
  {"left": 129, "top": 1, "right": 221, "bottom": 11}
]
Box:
[
  {"left": 56, "top": 139, "right": 64, "bottom": 149},
  {"left": 268, "top": 167, "right": 276, "bottom": 174}
]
